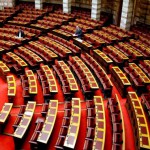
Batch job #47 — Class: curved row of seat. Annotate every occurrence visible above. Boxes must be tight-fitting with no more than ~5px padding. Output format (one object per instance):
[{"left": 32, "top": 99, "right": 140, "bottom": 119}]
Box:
[
  {"left": 107, "top": 94, "right": 125, "bottom": 150},
  {"left": 126, "top": 92, "right": 150, "bottom": 150},
  {"left": 3, "top": 52, "right": 27, "bottom": 74},
  {"left": 124, "top": 63, "right": 150, "bottom": 93},
  {"left": 81, "top": 53, "right": 113, "bottom": 98},
  {"left": 53, "top": 60, "right": 78, "bottom": 99},
  {"left": 68, "top": 56, "right": 99, "bottom": 99},
  {"left": 37, "top": 65, "right": 58, "bottom": 98},
  {"left": 55, "top": 98, "right": 81, "bottom": 149},
  {"left": 15, "top": 46, "right": 43, "bottom": 68},
  {"left": 84, "top": 96, "right": 106, "bottom": 150}
]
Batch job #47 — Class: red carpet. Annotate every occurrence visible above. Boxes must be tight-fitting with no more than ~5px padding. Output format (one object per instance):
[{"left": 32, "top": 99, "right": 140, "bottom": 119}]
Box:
[{"left": 0, "top": 135, "right": 15, "bottom": 150}]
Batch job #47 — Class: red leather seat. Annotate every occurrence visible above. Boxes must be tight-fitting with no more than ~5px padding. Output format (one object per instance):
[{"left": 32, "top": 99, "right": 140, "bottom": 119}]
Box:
[
  {"left": 62, "top": 117, "right": 70, "bottom": 127},
  {"left": 29, "top": 131, "right": 40, "bottom": 149},
  {"left": 59, "top": 126, "right": 68, "bottom": 136},
  {"left": 113, "top": 133, "right": 123, "bottom": 144},
  {"left": 113, "top": 123, "right": 123, "bottom": 133},
  {"left": 83, "top": 138, "right": 93, "bottom": 150},
  {"left": 111, "top": 113, "right": 122, "bottom": 123},
  {"left": 55, "top": 136, "right": 65, "bottom": 149},
  {"left": 64, "top": 102, "right": 71, "bottom": 109},
  {"left": 64, "top": 109, "right": 71, "bottom": 118},
  {"left": 18, "top": 105, "right": 26, "bottom": 116},
  {"left": 87, "top": 108, "right": 95, "bottom": 117},
  {"left": 112, "top": 143, "right": 122, "bottom": 150},
  {"left": 86, "top": 100, "right": 95, "bottom": 108},
  {"left": 87, "top": 117, "right": 96, "bottom": 128},
  {"left": 86, "top": 127, "right": 95, "bottom": 139}
]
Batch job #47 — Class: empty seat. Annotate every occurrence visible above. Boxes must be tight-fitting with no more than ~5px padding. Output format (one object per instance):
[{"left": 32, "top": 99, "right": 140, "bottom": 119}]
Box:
[
  {"left": 41, "top": 103, "right": 49, "bottom": 116},
  {"left": 83, "top": 138, "right": 93, "bottom": 150},
  {"left": 29, "top": 131, "right": 40, "bottom": 149},
  {"left": 55, "top": 136, "right": 65, "bottom": 149},
  {"left": 86, "top": 100, "right": 95, "bottom": 108},
  {"left": 86, "top": 127, "right": 95, "bottom": 139},
  {"left": 87, "top": 117, "right": 96, "bottom": 128},
  {"left": 18, "top": 105, "right": 26, "bottom": 116},
  {"left": 113, "top": 123, "right": 123, "bottom": 133}
]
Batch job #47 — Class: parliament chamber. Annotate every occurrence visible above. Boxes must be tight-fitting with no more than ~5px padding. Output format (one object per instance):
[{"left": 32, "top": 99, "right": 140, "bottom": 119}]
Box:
[{"left": 0, "top": 0, "right": 149, "bottom": 150}]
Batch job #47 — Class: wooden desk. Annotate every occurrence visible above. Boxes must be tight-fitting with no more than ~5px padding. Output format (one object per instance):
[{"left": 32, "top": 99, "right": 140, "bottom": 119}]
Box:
[
  {"left": 93, "top": 49, "right": 113, "bottom": 73},
  {"left": 28, "top": 41, "right": 58, "bottom": 62},
  {"left": 6, "top": 52, "right": 27, "bottom": 67},
  {"left": 7, "top": 75, "right": 16, "bottom": 97},
  {"left": 41, "top": 65, "right": 58, "bottom": 93},
  {"left": 39, "top": 37, "right": 72, "bottom": 56},
  {"left": 0, "top": 103, "right": 13, "bottom": 123},
  {"left": 25, "top": 70, "right": 37, "bottom": 94},
  {"left": 118, "top": 42, "right": 143, "bottom": 59},
  {"left": 64, "top": 98, "right": 81, "bottom": 149},
  {"left": 37, "top": 100, "right": 58, "bottom": 144},
  {"left": 129, "top": 63, "right": 150, "bottom": 84},
  {"left": 18, "top": 46, "right": 43, "bottom": 63},
  {"left": 13, "top": 101, "right": 36, "bottom": 139},
  {"left": 0, "top": 61, "right": 10, "bottom": 80},
  {"left": 72, "top": 56, "right": 99, "bottom": 90},
  {"left": 92, "top": 96, "right": 106, "bottom": 150},
  {"left": 52, "top": 29, "right": 72, "bottom": 40},
  {"left": 127, "top": 92, "right": 150, "bottom": 150},
  {"left": 73, "top": 38, "right": 92, "bottom": 51},
  {"left": 106, "top": 45, "right": 129, "bottom": 61},
  {"left": 111, "top": 66, "right": 131, "bottom": 97},
  {"left": 58, "top": 61, "right": 78, "bottom": 92}
]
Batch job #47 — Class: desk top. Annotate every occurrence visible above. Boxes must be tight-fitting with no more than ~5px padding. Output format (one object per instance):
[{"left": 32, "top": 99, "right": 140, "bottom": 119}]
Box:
[
  {"left": 64, "top": 98, "right": 81, "bottom": 149},
  {"left": 93, "top": 96, "right": 106, "bottom": 150},
  {"left": 7, "top": 52, "right": 27, "bottom": 67},
  {"left": 127, "top": 92, "right": 150, "bottom": 149},
  {"left": 37, "top": 100, "right": 58, "bottom": 144},
  {"left": 13, "top": 101, "right": 36, "bottom": 139},
  {"left": 129, "top": 63, "right": 150, "bottom": 84},
  {"left": 7, "top": 75, "right": 16, "bottom": 97},
  {"left": 0, "top": 103, "right": 13, "bottom": 123},
  {"left": 25, "top": 70, "right": 37, "bottom": 94},
  {"left": 112, "top": 66, "right": 131, "bottom": 86},
  {"left": 58, "top": 61, "right": 78, "bottom": 91},
  {"left": 72, "top": 57, "right": 99, "bottom": 89},
  {"left": 93, "top": 49, "right": 113, "bottom": 63},
  {"left": 74, "top": 38, "right": 92, "bottom": 48},
  {"left": 41, "top": 65, "right": 58, "bottom": 93},
  {"left": 18, "top": 46, "right": 43, "bottom": 63},
  {"left": 0, "top": 61, "right": 10, "bottom": 73},
  {"left": 107, "top": 45, "right": 129, "bottom": 60}
]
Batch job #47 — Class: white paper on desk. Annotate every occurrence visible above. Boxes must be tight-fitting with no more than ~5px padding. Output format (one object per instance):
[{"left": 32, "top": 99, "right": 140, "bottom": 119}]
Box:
[
  {"left": 15, "top": 36, "right": 21, "bottom": 39},
  {"left": 24, "top": 111, "right": 32, "bottom": 116},
  {"left": 76, "top": 38, "right": 83, "bottom": 42}
]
